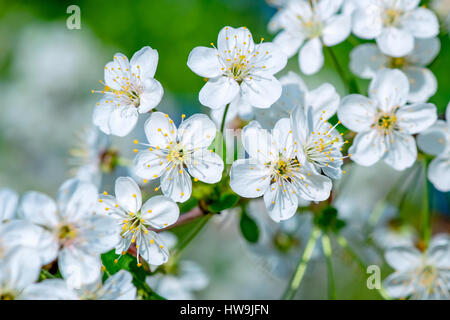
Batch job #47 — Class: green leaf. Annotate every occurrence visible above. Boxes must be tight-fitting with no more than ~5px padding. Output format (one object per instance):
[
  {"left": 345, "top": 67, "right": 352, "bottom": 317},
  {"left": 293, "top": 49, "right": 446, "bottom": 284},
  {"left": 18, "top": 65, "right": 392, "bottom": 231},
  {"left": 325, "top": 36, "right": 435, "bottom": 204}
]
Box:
[
  {"left": 314, "top": 206, "right": 346, "bottom": 233},
  {"left": 208, "top": 193, "right": 239, "bottom": 213},
  {"left": 239, "top": 211, "right": 259, "bottom": 243}
]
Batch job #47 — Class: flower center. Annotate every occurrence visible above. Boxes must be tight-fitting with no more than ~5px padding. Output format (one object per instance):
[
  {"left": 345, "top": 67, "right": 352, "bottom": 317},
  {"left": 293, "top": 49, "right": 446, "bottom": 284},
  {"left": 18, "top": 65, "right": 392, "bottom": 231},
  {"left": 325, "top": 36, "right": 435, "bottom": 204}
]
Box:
[
  {"left": 299, "top": 15, "right": 323, "bottom": 38},
  {"left": 100, "top": 149, "right": 119, "bottom": 173},
  {"left": 375, "top": 113, "right": 397, "bottom": 134},
  {"left": 383, "top": 8, "right": 402, "bottom": 26},
  {"left": 0, "top": 291, "right": 15, "bottom": 300},
  {"left": 273, "top": 231, "right": 301, "bottom": 254},
  {"left": 389, "top": 57, "right": 407, "bottom": 69},
  {"left": 418, "top": 265, "right": 439, "bottom": 290},
  {"left": 58, "top": 224, "right": 77, "bottom": 241},
  {"left": 226, "top": 54, "right": 251, "bottom": 83}
]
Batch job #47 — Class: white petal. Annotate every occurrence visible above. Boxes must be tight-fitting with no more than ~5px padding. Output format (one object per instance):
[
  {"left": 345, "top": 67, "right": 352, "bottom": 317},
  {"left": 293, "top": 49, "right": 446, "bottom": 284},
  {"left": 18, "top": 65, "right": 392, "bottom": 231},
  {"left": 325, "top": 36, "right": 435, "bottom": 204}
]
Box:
[
  {"left": 92, "top": 96, "right": 114, "bottom": 135},
  {"left": 293, "top": 170, "right": 333, "bottom": 202},
  {"left": 427, "top": 235, "right": 450, "bottom": 269},
  {"left": 19, "top": 191, "right": 59, "bottom": 227},
  {"left": 187, "top": 47, "right": 223, "bottom": 78},
  {"left": 130, "top": 46, "right": 159, "bottom": 79},
  {"left": 273, "top": 30, "right": 304, "bottom": 58},
  {"left": 263, "top": 183, "right": 298, "bottom": 222},
  {"left": 57, "top": 179, "right": 98, "bottom": 222},
  {"left": 240, "top": 75, "right": 282, "bottom": 108},
  {"left": 141, "top": 195, "right": 180, "bottom": 229},
  {"left": 177, "top": 113, "right": 217, "bottom": 149},
  {"left": 383, "top": 132, "right": 417, "bottom": 171},
  {"left": 349, "top": 44, "right": 388, "bottom": 79},
  {"left": 58, "top": 247, "right": 102, "bottom": 289},
  {"left": 230, "top": 159, "right": 271, "bottom": 198},
  {"left": 104, "top": 54, "right": 131, "bottom": 91},
  {"left": 241, "top": 121, "right": 277, "bottom": 161},
  {"left": 115, "top": 177, "right": 142, "bottom": 213},
  {"left": 403, "top": 67, "right": 437, "bottom": 103},
  {"left": 317, "top": 0, "right": 343, "bottom": 20},
  {"left": 402, "top": 7, "right": 439, "bottom": 38},
  {"left": 428, "top": 154, "right": 450, "bottom": 192},
  {"left": 383, "top": 271, "right": 414, "bottom": 298},
  {"left": 396, "top": 102, "right": 437, "bottom": 134},
  {"left": 251, "top": 42, "right": 288, "bottom": 75},
  {"left": 338, "top": 94, "right": 376, "bottom": 132},
  {"left": 290, "top": 105, "right": 311, "bottom": 143},
  {"left": 376, "top": 27, "right": 414, "bottom": 57},
  {"left": 160, "top": 167, "right": 192, "bottom": 203},
  {"left": 186, "top": 150, "right": 224, "bottom": 184},
  {"left": 407, "top": 37, "right": 440, "bottom": 66},
  {"left": 138, "top": 231, "right": 170, "bottom": 265},
  {"left": 349, "top": 130, "right": 386, "bottom": 166},
  {"left": 22, "top": 279, "right": 78, "bottom": 300},
  {"left": 108, "top": 105, "right": 139, "bottom": 137},
  {"left": 133, "top": 149, "right": 169, "bottom": 180},
  {"left": 385, "top": 245, "right": 422, "bottom": 271},
  {"left": 217, "top": 26, "right": 255, "bottom": 55},
  {"left": 144, "top": 111, "right": 177, "bottom": 147},
  {"left": 369, "top": 69, "right": 409, "bottom": 112},
  {"left": 98, "top": 270, "right": 136, "bottom": 300},
  {"left": 79, "top": 214, "right": 119, "bottom": 254},
  {"left": 273, "top": 118, "right": 294, "bottom": 156},
  {"left": 299, "top": 38, "right": 323, "bottom": 75},
  {"left": 352, "top": 8, "right": 383, "bottom": 39},
  {"left": 322, "top": 14, "right": 351, "bottom": 46},
  {"left": 306, "top": 83, "right": 340, "bottom": 120},
  {"left": 417, "top": 120, "right": 449, "bottom": 156},
  {"left": 138, "top": 78, "right": 164, "bottom": 113},
  {"left": 1, "top": 248, "right": 41, "bottom": 292},
  {"left": 199, "top": 76, "right": 240, "bottom": 109},
  {"left": 0, "top": 188, "right": 18, "bottom": 222}
]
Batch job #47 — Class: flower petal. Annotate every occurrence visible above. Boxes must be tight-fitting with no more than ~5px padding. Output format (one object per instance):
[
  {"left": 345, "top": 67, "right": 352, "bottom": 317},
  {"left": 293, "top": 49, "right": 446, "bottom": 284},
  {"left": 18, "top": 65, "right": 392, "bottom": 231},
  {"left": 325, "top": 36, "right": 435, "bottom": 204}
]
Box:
[
  {"left": 241, "top": 121, "right": 277, "bottom": 161},
  {"left": 251, "top": 42, "right": 287, "bottom": 75},
  {"left": 130, "top": 46, "right": 159, "bottom": 79},
  {"left": 79, "top": 214, "right": 119, "bottom": 254},
  {"left": 1, "top": 248, "right": 41, "bottom": 292},
  {"left": 98, "top": 270, "right": 136, "bottom": 300},
  {"left": 338, "top": 94, "right": 377, "bottom": 132},
  {"left": 352, "top": 8, "right": 383, "bottom": 39},
  {"left": 306, "top": 83, "right": 340, "bottom": 120},
  {"left": 396, "top": 102, "right": 437, "bottom": 134},
  {"left": 199, "top": 76, "right": 240, "bottom": 109},
  {"left": 0, "top": 188, "right": 18, "bottom": 222},
  {"left": 349, "top": 130, "right": 386, "bottom": 166},
  {"left": 273, "top": 30, "right": 304, "bottom": 58},
  {"left": 57, "top": 179, "right": 98, "bottom": 222},
  {"left": 217, "top": 26, "right": 255, "bottom": 56},
  {"left": 144, "top": 111, "right": 177, "bottom": 147},
  {"left": 187, "top": 46, "right": 223, "bottom": 78},
  {"left": 141, "top": 195, "right": 179, "bottom": 229},
  {"left": 133, "top": 149, "right": 169, "bottom": 180},
  {"left": 186, "top": 150, "right": 224, "bottom": 184},
  {"left": 138, "top": 78, "right": 164, "bottom": 113},
  {"left": 376, "top": 27, "right": 414, "bottom": 57},
  {"left": 349, "top": 44, "right": 387, "bottom": 79},
  {"left": 383, "top": 271, "right": 414, "bottom": 298},
  {"left": 138, "top": 231, "right": 170, "bottom": 265},
  {"left": 115, "top": 177, "right": 142, "bottom": 213},
  {"left": 160, "top": 167, "right": 192, "bottom": 203},
  {"left": 322, "top": 14, "right": 351, "bottom": 46},
  {"left": 317, "top": 0, "right": 343, "bottom": 20},
  {"left": 383, "top": 132, "right": 417, "bottom": 171},
  {"left": 407, "top": 37, "right": 440, "bottom": 66},
  {"left": 177, "top": 114, "right": 217, "bottom": 149},
  {"left": 428, "top": 153, "right": 450, "bottom": 192},
  {"left": 58, "top": 247, "right": 102, "bottom": 289},
  {"left": 240, "top": 75, "right": 282, "bottom": 108},
  {"left": 108, "top": 105, "right": 139, "bottom": 137},
  {"left": 19, "top": 191, "right": 59, "bottom": 227},
  {"left": 230, "top": 159, "right": 271, "bottom": 198},
  {"left": 293, "top": 170, "right": 333, "bottom": 202},
  {"left": 417, "top": 120, "right": 449, "bottom": 156},
  {"left": 22, "top": 279, "right": 78, "bottom": 300},
  {"left": 403, "top": 67, "right": 437, "bottom": 103},
  {"left": 263, "top": 183, "right": 298, "bottom": 222},
  {"left": 402, "top": 7, "right": 439, "bottom": 38},
  {"left": 299, "top": 38, "right": 324, "bottom": 75},
  {"left": 426, "top": 234, "right": 450, "bottom": 269},
  {"left": 104, "top": 54, "right": 131, "bottom": 91},
  {"left": 273, "top": 118, "right": 294, "bottom": 157},
  {"left": 369, "top": 69, "right": 409, "bottom": 112},
  {"left": 385, "top": 245, "right": 422, "bottom": 271}
]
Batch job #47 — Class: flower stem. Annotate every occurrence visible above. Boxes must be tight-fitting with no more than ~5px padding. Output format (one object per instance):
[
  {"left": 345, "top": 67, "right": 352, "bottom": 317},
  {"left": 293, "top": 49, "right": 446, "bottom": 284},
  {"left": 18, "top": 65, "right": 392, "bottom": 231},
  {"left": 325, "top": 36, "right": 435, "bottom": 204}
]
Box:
[
  {"left": 282, "top": 226, "right": 321, "bottom": 300},
  {"left": 325, "top": 46, "right": 360, "bottom": 94},
  {"left": 322, "top": 234, "right": 336, "bottom": 300},
  {"left": 336, "top": 235, "right": 390, "bottom": 300},
  {"left": 422, "top": 160, "right": 431, "bottom": 247},
  {"left": 220, "top": 103, "right": 230, "bottom": 134}
]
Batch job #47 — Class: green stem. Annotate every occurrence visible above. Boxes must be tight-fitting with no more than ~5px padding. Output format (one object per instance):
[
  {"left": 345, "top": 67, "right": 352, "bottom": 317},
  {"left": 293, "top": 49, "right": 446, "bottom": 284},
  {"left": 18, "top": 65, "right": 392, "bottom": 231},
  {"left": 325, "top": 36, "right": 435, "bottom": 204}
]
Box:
[
  {"left": 282, "top": 226, "right": 321, "bottom": 300},
  {"left": 322, "top": 234, "right": 336, "bottom": 300},
  {"left": 220, "top": 104, "right": 230, "bottom": 134},
  {"left": 325, "top": 46, "right": 360, "bottom": 94},
  {"left": 336, "top": 235, "right": 390, "bottom": 300},
  {"left": 422, "top": 160, "right": 431, "bottom": 247},
  {"left": 174, "top": 214, "right": 212, "bottom": 257},
  {"left": 117, "top": 157, "right": 132, "bottom": 167},
  {"left": 40, "top": 269, "right": 56, "bottom": 280}
]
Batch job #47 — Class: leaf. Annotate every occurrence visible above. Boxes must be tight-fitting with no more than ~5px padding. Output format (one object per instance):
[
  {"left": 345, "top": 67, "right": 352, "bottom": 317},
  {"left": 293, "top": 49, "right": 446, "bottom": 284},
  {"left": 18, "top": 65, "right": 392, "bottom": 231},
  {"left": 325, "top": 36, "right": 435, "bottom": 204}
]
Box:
[
  {"left": 239, "top": 211, "right": 259, "bottom": 243},
  {"left": 208, "top": 193, "right": 239, "bottom": 213}
]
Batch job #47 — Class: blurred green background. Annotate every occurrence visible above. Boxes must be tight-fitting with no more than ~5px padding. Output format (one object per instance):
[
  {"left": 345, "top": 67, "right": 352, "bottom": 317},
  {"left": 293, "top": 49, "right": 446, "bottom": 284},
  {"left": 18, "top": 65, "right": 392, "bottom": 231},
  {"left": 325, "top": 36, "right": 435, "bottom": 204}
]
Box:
[{"left": 0, "top": 0, "right": 448, "bottom": 299}]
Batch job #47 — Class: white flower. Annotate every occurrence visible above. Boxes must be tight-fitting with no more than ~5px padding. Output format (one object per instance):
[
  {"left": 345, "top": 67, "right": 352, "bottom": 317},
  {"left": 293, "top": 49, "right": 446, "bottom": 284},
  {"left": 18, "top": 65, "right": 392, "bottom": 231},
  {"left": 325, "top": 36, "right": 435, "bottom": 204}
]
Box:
[
  {"left": 23, "top": 270, "right": 136, "bottom": 300},
  {"left": 0, "top": 188, "right": 18, "bottom": 222},
  {"left": 383, "top": 234, "right": 450, "bottom": 300},
  {"left": 0, "top": 248, "right": 41, "bottom": 300},
  {"left": 254, "top": 71, "right": 340, "bottom": 129},
  {"left": 271, "top": 0, "right": 351, "bottom": 74},
  {"left": 133, "top": 112, "right": 224, "bottom": 203},
  {"left": 187, "top": 26, "right": 287, "bottom": 110},
  {"left": 338, "top": 69, "right": 437, "bottom": 171},
  {"left": 350, "top": 38, "right": 440, "bottom": 103},
  {"left": 69, "top": 127, "right": 112, "bottom": 188},
  {"left": 352, "top": 0, "right": 439, "bottom": 57},
  {"left": 417, "top": 102, "right": 450, "bottom": 192},
  {"left": 93, "top": 46, "right": 164, "bottom": 137},
  {"left": 96, "top": 177, "right": 179, "bottom": 266},
  {"left": 18, "top": 179, "right": 119, "bottom": 289},
  {"left": 230, "top": 119, "right": 332, "bottom": 222}
]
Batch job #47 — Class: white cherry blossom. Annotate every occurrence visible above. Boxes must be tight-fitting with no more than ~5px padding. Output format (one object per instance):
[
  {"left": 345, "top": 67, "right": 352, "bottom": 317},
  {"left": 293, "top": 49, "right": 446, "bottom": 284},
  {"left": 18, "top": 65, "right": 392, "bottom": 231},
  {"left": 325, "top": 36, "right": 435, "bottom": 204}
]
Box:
[
  {"left": 417, "top": 102, "right": 450, "bottom": 192},
  {"left": 133, "top": 112, "right": 224, "bottom": 203},
  {"left": 270, "top": 0, "right": 351, "bottom": 74},
  {"left": 350, "top": 38, "right": 440, "bottom": 103},
  {"left": 93, "top": 46, "right": 164, "bottom": 137},
  {"left": 0, "top": 188, "right": 18, "bottom": 223},
  {"left": 187, "top": 26, "right": 287, "bottom": 110},
  {"left": 96, "top": 177, "right": 179, "bottom": 266},
  {"left": 338, "top": 69, "right": 437, "bottom": 171},
  {"left": 230, "top": 119, "right": 332, "bottom": 222},
  {"left": 352, "top": 0, "right": 439, "bottom": 57}
]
